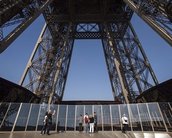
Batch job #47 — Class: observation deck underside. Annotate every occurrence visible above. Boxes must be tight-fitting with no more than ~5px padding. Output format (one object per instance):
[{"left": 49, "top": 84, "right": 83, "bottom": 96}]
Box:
[
  {"left": 1, "top": 77, "right": 172, "bottom": 103},
  {"left": 47, "top": 0, "right": 128, "bottom": 22}
]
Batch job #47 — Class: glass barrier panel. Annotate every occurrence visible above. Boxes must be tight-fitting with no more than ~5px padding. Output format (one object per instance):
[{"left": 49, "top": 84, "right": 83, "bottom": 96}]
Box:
[
  {"left": 0, "top": 102, "right": 171, "bottom": 132},
  {"left": 26, "top": 104, "right": 40, "bottom": 131},
  {"left": 76, "top": 105, "right": 84, "bottom": 131},
  {"left": 169, "top": 103, "right": 172, "bottom": 131},
  {"left": 111, "top": 105, "right": 121, "bottom": 131},
  {"left": 0, "top": 103, "right": 20, "bottom": 131},
  {"left": 128, "top": 104, "right": 142, "bottom": 131},
  {"left": 138, "top": 103, "right": 153, "bottom": 131},
  {"left": 66, "top": 105, "right": 75, "bottom": 131},
  {"left": 85, "top": 105, "right": 93, "bottom": 115},
  {"left": 93, "top": 105, "right": 102, "bottom": 131},
  {"left": 0, "top": 103, "right": 10, "bottom": 128},
  {"left": 52, "top": 104, "right": 58, "bottom": 131},
  {"left": 159, "top": 102, "right": 172, "bottom": 132},
  {"left": 147, "top": 103, "right": 166, "bottom": 131},
  {"left": 119, "top": 104, "right": 131, "bottom": 131},
  {"left": 58, "top": 105, "right": 67, "bottom": 132},
  {"left": 102, "top": 105, "right": 111, "bottom": 131},
  {"left": 14, "top": 103, "right": 31, "bottom": 131}
]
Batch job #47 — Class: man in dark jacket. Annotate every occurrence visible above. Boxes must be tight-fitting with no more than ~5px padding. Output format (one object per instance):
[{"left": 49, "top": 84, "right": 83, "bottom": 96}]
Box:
[{"left": 46, "top": 110, "right": 55, "bottom": 135}]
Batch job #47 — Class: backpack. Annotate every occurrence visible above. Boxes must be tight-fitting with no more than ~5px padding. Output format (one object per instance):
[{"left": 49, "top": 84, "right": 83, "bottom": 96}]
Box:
[{"left": 85, "top": 116, "right": 89, "bottom": 123}]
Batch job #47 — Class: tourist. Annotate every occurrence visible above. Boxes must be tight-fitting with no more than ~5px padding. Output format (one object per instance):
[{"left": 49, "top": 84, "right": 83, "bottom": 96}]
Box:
[
  {"left": 89, "top": 114, "right": 94, "bottom": 133},
  {"left": 84, "top": 113, "right": 89, "bottom": 133},
  {"left": 40, "top": 111, "right": 48, "bottom": 135},
  {"left": 78, "top": 114, "right": 83, "bottom": 132},
  {"left": 46, "top": 109, "right": 55, "bottom": 135},
  {"left": 121, "top": 114, "right": 128, "bottom": 133}
]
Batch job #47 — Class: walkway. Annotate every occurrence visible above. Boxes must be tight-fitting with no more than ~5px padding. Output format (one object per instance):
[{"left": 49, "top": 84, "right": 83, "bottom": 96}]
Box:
[{"left": 0, "top": 131, "right": 171, "bottom": 138}]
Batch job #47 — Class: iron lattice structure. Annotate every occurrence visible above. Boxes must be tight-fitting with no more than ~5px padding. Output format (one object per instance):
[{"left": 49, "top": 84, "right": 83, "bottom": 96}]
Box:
[{"left": 0, "top": 0, "right": 172, "bottom": 104}]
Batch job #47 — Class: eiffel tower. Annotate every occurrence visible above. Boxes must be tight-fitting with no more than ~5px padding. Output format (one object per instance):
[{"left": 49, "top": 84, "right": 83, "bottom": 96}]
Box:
[{"left": 0, "top": 0, "right": 172, "bottom": 105}]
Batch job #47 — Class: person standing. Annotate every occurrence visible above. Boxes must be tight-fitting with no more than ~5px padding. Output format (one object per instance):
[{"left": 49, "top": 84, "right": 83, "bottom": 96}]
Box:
[
  {"left": 121, "top": 114, "right": 128, "bottom": 133},
  {"left": 84, "top": 113, "right": 89, "bottom": 133},
  {"left": 40, "top": 111, "right": 48, "bottom": 135},
  {"left": 94, "top": 112, "right": 98, "bottom": 132},
  {"left": 89, "top": 115, "right": 94, "bottom": 133},
  {"left": 46, "top": 110, "right": 55, "bottom": 135},
  {"left": 78, "top": 114, "right": 83, "bottom": 132}
]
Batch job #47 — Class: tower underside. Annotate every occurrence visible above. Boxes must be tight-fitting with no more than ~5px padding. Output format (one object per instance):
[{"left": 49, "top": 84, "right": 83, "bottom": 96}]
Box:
[{"left": 1, "top": 0, "right": 171, "bottom": 104}]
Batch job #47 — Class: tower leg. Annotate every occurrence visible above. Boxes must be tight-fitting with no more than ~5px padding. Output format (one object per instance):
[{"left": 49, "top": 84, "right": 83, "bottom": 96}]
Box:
[
  {"left": 100, "top": 21, "right": 158, "bottom": 103},
  {"left": 123, "top": 0, "right": 172, "bottom": 47},
  {"left": 20, "top": 23, "right": 75, "bottom": 104}
]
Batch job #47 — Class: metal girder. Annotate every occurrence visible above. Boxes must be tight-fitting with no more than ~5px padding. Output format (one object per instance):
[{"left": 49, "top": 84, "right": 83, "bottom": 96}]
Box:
[
  {"left": 101, "top": 23, "right": 131, "bottom": 103},
  {"left": 74, "top": 23, "right": 101, "bottom": 39},
  {"left": 74, "top": 32, "right": 101, "bottom": 39},
  {"left": 41, "top": 14, "right": 131, "bottom": 23},
  {"left": 17, "top": 0, "right": 160, "bottom": 104},
  {"left": 0, "top": 0, "right": 53, "bottom": 53},
  {"left": 0, "top": 28, "right": 3, "bottom": 41},
  {"left": 123, "top": 0, "right": 172, "bottom": 47},
  {"left": 42, "top": 0, "right": 127, "bottom": 22},
  {"left": 19, "top": 23, "right": 75, "bottom": 104},
  {"left": 101, "top": 22, "right": 158, "bottom": 103},
  {"left": 0, "top": 0, "right": 162, "bottom": 104},
  {"left": 119, "top": 22, "right": 158, "bottom": 102},
  {"left": 0, "top": 0, "right": 32, "bottom": 26}
]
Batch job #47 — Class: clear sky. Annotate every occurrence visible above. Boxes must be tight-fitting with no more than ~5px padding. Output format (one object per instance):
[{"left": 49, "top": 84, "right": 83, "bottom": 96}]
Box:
[{"left": 0, "top": 13, "right": 172, "bottom": 101}]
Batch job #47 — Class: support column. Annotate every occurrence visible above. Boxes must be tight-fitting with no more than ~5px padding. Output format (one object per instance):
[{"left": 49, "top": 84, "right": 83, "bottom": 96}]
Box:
[{"left": 123, "top": 0, "right": 172, "bottom": 47}]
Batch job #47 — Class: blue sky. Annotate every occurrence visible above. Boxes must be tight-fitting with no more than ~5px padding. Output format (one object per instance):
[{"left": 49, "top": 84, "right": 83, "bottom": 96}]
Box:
[{"left": 0, "top": 13, "right": 172, "bottom": 100}]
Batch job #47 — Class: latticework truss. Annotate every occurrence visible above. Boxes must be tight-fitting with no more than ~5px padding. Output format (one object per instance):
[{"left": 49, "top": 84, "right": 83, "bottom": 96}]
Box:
[{"left": 1, "top": 0, "right": 171, "bottom": 104}]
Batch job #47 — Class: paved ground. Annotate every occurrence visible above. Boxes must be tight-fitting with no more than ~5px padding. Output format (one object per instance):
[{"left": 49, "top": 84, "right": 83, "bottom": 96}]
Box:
[
  {"left": 0, "top": 131, "right": 134, "bottom": 138},
  {"left": 0, "top": 131, "right": 171, "bottom": 138}
]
